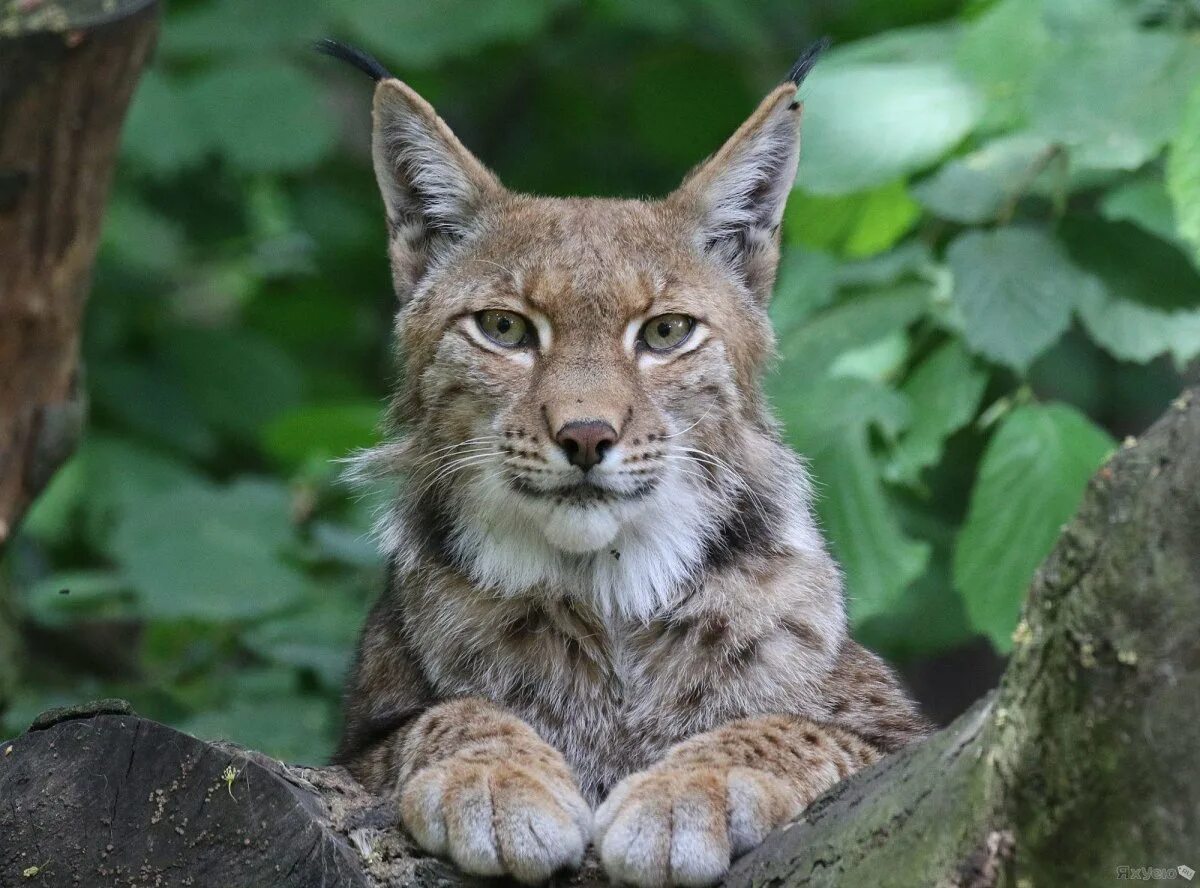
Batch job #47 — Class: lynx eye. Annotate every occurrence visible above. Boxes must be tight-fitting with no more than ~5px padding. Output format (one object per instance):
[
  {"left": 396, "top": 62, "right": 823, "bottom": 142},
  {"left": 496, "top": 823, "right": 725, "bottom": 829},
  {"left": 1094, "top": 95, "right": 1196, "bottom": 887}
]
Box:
[
  {"left": 476, "top": 310, "right": 532, "bottom": 348},
  {"left": 640, "top": 314, "right": 695, "bottom": 351}
]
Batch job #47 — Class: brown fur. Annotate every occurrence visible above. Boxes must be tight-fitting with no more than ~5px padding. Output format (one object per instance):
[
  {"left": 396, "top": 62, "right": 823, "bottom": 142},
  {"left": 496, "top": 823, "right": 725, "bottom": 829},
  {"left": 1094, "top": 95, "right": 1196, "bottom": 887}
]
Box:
[{"left": 332, "top": 66, "right": 931, "bottom": 886}]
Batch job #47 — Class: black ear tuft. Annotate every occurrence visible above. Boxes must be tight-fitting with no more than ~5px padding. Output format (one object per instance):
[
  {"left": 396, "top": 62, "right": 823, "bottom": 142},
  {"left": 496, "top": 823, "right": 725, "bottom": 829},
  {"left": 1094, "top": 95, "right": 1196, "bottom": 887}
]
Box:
[
  {"left": 786, "top": 37, "right": 831, "bottom": 88},
  {"left": 313, "top": 38, "right": 393, "bottom": 82}
]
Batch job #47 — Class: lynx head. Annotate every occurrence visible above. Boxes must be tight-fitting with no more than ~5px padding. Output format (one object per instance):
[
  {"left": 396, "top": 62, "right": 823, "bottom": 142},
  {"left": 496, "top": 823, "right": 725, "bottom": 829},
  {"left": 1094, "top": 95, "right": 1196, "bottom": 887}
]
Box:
[{"left": 330, "top": 41, "right": 830, "bottom": 620}]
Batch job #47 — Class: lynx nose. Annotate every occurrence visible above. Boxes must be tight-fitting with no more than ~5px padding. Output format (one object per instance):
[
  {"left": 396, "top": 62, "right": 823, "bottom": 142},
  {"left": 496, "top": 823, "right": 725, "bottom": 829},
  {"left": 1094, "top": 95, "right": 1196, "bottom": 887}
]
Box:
[{"left": 555, "top": 420, "right": 618, "bottom": 472}]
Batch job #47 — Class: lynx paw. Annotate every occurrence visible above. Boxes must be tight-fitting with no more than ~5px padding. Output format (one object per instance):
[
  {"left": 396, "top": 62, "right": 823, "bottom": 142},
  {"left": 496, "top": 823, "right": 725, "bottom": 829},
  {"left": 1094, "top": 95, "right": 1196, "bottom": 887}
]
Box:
[
  {"left": 400, "top": 755, "right": 591, "bottom": 883},
  {"left": 594, "top": 765, "right": 799, "bottom": 887}
]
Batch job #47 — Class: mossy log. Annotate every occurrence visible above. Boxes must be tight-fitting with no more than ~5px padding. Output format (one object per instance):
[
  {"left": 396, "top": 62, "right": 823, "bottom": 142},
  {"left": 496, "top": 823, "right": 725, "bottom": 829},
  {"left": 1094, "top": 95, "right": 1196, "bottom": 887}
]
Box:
[{"left": 2, "top": 391, "right": 1197, "bottom": 886}]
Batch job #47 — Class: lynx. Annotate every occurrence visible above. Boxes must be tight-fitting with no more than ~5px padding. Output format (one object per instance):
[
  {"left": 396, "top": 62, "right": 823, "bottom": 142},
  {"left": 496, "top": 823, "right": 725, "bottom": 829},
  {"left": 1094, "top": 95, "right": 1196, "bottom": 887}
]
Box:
[{"left": 319, "top": 39, "right": 930, "bottom": 887}]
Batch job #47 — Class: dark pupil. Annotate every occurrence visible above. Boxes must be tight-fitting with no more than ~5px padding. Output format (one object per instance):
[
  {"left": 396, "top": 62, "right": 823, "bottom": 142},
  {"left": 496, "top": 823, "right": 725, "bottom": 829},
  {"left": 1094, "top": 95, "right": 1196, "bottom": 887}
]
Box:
[
  {"left": 496, "top": 316, "right": 512, "bottom": 334},
  {"left": 656, "top": 320, "right": 673, "bottom": 339}
]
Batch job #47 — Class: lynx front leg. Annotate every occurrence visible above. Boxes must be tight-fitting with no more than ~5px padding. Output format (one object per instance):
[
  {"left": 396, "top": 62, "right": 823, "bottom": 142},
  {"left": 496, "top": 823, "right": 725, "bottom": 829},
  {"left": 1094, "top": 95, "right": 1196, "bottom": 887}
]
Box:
[
  {"left": 394, "top": 698, "right": 591, "bottom": 883},
  {"left": 595, "top": 715, "right": 880, "bottom": 887}
]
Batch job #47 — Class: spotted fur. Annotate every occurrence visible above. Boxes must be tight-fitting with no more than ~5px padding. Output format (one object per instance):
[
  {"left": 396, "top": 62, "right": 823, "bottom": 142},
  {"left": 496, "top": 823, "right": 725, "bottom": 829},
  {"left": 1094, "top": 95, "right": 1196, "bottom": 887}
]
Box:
[{"left": 332, "top": 58, "right": 930, "bottom": 886}]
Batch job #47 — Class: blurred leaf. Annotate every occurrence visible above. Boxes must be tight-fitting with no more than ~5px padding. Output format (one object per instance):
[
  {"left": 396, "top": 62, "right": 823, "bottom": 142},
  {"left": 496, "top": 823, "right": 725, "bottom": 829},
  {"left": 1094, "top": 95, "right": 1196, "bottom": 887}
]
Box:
[
  {"left": 835, "top": 241, "right": 935, "bottom": 289},
  {"left": 1028, "top": 30, "right": 1200, "bottom": 171},
  {"left": 778, "top": 377, "right": 927, "bottom": 622},
  {"left": 798, "top": 61, "right": 983, "bottom": 194},
  {"left": 786, "top": 181, "right": 920, "bottom": 257},
  {"left": 1166, "top": 83, "right": 1200, "bottom": 264},
  {"left": 830, "top": 23, "right": 960, "bottom": 65},
  {"left": 956, "top": 0, "right": 1051, "bottom": 130},
  {"left": 1101, "top": 174, "right": 1179, "bottom": 244},
  {"left": 308, "top": 521, "right": 383, "bottom": 569},
  {"left": 162, "top": 0, "right": 332, "bottom": 57},
  {"left": 857, "top": 548, "right": 975, "bottom": 659},
  {"left": 120, "top": 71, "right": 209, "bottom": 176},
  {"left": 886, "top": 341, "right": 988, "bottom": 484},
  {"left": 181, "top": 687, "right": 334, "bottom": 763},
  {"left": 243, "top": 590, "right": 368, "bottom": 688},
  {"left": 22, "top": 571, "right": 136, "bottom": 628},
  {"left": 164, "top": 328, "right": 306, "bottom": 442},
  {"left": 1061, "top": 216, "right": 1200, "bottom": 311},
  {"left": 946, "top": 226, "right": 1099, "bottom": 371},
  {"left": 100, "top": 194, "right": 187, "bottom": 276},
  {"left": 911, "top": 134, "right": 1053, "bottom": 224},
  {"left": 774, "top": 284, "right": 930, "bottom": 382},
  {"left": 776, "top": 375, "right": 912, "bottom": 450},
  {"left": 262, "top": 403, "right": 382, "bottom": 470},
  {"left": 186, "top": 62, "right": 337, "bottom": 173},
  {"left": 79, "top": 437, "right": 208, "bottom": 553},
  {"left": 1074, "top": 286, "right": 1200, "bottom": 367},
  {"left": 954, "top": 402, "right": 1113, "bottom": 650},
  {"left": 769, "top": 247, "right": 838, "bottom": 338},
  {"left": 109, "top": 479, "right": 306, "bottom": 620},
  {"left": 829, "top": 331, "right": 910, "bottom": 384},
  {"left": 343, "top": 0, "right": 569, "bottom": 68},
  {"left": 90, "top": 361, "right": 217, "bottom": 459}
]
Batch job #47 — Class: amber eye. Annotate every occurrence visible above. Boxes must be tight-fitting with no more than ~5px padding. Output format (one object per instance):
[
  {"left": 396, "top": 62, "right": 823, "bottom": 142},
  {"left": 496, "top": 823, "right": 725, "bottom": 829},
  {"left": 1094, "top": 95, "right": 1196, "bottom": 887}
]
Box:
[
  {"left": 476, "top": 310, "right": 532, "bottom": 348},
  {"left": 640, "top": 314, "right": 695, "bottom": 351}
]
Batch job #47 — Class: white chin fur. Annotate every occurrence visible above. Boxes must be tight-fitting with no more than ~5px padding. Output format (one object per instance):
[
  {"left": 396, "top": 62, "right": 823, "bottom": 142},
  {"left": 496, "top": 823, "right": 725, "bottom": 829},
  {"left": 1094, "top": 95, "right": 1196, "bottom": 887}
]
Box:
[{"left": 541, "top": 503, "right": 620, "bottom": 553}]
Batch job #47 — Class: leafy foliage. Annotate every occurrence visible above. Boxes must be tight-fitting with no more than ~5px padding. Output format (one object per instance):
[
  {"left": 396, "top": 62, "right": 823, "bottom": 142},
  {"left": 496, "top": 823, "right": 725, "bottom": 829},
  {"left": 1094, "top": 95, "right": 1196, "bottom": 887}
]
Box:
[{"left": 4, "top": 0, "right": 1200, "bottom": 760}]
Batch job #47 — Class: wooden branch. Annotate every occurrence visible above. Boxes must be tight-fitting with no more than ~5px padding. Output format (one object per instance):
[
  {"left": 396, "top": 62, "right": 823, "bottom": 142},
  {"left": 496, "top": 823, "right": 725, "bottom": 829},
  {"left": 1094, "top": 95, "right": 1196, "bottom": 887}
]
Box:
[
  {"left": 0, "top": 0, "right": 159, "bottom": 549},
  {"left": 2, "top": 390, "right": 1197, "bottom": 886}
]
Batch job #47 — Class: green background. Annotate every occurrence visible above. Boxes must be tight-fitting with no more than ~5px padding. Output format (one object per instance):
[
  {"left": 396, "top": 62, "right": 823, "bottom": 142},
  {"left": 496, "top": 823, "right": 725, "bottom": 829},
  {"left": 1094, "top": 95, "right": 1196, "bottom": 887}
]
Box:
[{"left": 4, "top": 0, "right": 1200, "bottom": 762}]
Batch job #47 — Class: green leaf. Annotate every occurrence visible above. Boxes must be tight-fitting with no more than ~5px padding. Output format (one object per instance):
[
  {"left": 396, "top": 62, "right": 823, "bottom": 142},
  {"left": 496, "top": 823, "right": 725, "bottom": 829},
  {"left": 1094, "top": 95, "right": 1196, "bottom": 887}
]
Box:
[
  {"left": 164, "top": 328, "right": 305, "bottom": 443},
  {"left": 1028, "top": 30, "right": 1200, "bottom": 171},
  {"left": 109, "top": 479, "right": 307, "bottom": 620},
  {"left": 243, "top": 590, "right": 368, "bottom": 689},
  {"left": 775, "top": 375, "right": 912, "bottom": 451},
  {"left": 342, "top": 0, "right": 568, "bottom": 68},
  {"left": 886, "top": 341, "right": 988, "bottom": 485},
  {"left": 955, "top": 0, "right": 1051, "bottom": 131},
  {"left": 1166, "top": 83, "right": 1200, "bottom": 264},
  {"left": 954, "top": 403, "right": 1113, "bottom": 650},
  {"left": 181, "top": 689, "right": 334, "bottom": 764},
  {"left": 946, "top": 227, "right": 1098, "bottom": 371},
  {"left": 1101, "top": 174, "right": 1179, "bottom": 244},
  {"left": 100, "top": 194, "right": 187, "bottom": 276},
  {"left": 785, "top": 181, "right": 920, "bottom": 258},
  {"left": 813, "top": 435, "right": 931, "bottom": 624},
  {"left": 120, "top": 71, "right": 209, "bottom": 176},
  {"left": 161, "top": 0, "right": 332, "bottom": 57},
  {"left": 1060, "top": 216, "right": 1200, "bottom": 311},
  {"left": 90, "top": 361, "right": 217, "bottom": 459},
  {"left": 835, "top": 241, "right": 935, "bottom": 289},
  {"left": 773, "top": 284, "right": 930, "bottom": 382},
  {"left": 777, "top": 377, "right": 928, "bottom": 623},
  {"left": 768, "top": 247, "right": 838, "bottom": 339},
  {"left": 79, "top": 437, "right": 208, "bottom": 553},
  {"left": 186, "top": 62, "right": 337, "bottom": 173},
  {"left": 1074, "top": 286, "right": 1200, "bottom": 367},
  {"left": 262, "top": 403, "right": 382, "bottom": 470},
  {"left": 22, "top": 571, "right": 136, "bottom": 627},
  {"left": 798, "top": 61, "right": 983, "bottom": 195},
  {"left": 911, "top": 134, "right": 1053, "bottom": 224}
]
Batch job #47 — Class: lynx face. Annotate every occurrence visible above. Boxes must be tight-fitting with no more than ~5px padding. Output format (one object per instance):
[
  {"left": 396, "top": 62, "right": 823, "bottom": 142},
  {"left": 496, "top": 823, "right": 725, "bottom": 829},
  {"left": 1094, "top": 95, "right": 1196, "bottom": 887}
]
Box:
[{"left": 358, "top": 71, "right": 810, "bottom": 619}]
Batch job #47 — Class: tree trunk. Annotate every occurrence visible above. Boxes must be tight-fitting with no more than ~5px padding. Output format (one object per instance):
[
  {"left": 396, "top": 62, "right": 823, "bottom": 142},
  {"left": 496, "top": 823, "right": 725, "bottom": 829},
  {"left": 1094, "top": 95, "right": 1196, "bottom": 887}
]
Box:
[
  {"left": 0, "top": 0, "right": 159, "bottom": 549},
  {"left": 2, "top": 390, "right": 1196, "bottom": 887}
]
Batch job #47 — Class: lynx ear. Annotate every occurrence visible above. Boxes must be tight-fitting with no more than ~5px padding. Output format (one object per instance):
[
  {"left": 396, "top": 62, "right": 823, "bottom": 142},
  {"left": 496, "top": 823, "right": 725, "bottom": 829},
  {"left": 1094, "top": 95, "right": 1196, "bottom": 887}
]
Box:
[
  {"left": 671, "top": 41, "right": 826, "bottom": 304},
  {"left": 372, "top": 79, "right": 503, "bottom": 301},
  {"left": 670, "top": 83, "right": 802, "bottom": 303}
]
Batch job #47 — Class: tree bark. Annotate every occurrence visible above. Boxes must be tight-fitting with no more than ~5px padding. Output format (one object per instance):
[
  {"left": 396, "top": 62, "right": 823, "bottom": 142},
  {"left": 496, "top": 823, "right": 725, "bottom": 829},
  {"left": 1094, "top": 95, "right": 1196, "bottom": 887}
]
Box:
[
  {"left": 0, "top": 0, "right": 159, "bottom": 550},
  {"left": 2, "top": 390, "right": 1196, "bottom": 886}
]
